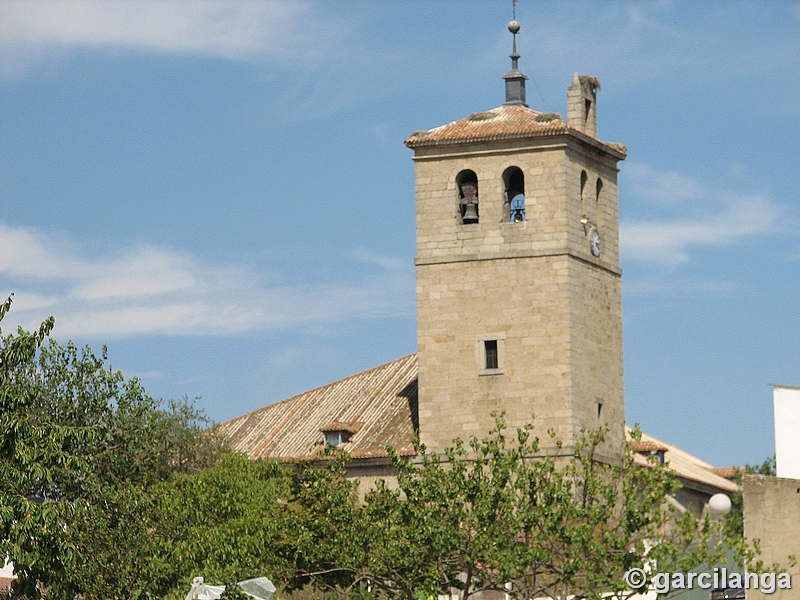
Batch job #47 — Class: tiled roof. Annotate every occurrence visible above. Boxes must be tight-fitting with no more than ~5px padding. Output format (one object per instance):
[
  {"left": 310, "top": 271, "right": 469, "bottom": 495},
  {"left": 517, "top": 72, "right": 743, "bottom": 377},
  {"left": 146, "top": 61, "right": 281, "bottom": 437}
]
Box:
[
  {"left": 319, "top": 421, "right": 362, "bottom": 434},
  {"left": 405, "top": 104, "right": 626, "bottom": 156},
  {"left": 218, "top": 354, "right": 418, "bottom": 461},
  {"left": 220, "top": 354, "right": 735, "bottom": 494},
  {"left": 630, "top": 441, "right": 667, "bottom": 453},
  {"left": 713, "top": 467, "right": 742, "bottom": 479},
  {"left": 627, "top": 428, "right": 739, "bottom": 493}
]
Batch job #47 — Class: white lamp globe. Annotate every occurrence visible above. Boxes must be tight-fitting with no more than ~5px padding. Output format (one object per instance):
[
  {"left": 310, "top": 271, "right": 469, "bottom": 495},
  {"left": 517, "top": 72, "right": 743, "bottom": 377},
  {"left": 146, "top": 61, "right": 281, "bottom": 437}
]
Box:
[{"left": 707, "top": 493, "right": 732, "bottom": 519}]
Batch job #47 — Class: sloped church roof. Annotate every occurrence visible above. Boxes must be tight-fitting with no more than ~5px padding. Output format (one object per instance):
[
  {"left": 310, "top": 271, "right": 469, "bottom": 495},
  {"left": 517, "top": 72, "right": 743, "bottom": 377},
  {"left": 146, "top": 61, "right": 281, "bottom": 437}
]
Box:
[
  {"left": 219, "top": 355, "right": 737, "bottom": 493},
  {"left": 219, "top": 354, "right": 418, "bottom": 461}
]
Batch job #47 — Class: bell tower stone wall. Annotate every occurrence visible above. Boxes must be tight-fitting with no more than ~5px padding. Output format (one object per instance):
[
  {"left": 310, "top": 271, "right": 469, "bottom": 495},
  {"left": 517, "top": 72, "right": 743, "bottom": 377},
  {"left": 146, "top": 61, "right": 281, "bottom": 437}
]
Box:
[{"left": 411, "top": 121, "right": 625, "bottom": 460}]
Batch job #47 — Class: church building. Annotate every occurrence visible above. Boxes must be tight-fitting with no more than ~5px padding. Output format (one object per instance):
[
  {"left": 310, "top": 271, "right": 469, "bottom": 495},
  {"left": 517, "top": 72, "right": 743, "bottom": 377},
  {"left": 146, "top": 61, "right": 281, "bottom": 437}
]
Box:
[{"left": 219, "top": 21, "right": 736, "bottom": 506}]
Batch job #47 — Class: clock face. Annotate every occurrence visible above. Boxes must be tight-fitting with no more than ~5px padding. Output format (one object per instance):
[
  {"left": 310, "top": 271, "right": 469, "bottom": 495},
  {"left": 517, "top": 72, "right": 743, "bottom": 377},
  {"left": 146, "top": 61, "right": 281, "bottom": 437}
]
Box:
[{"left": 589, "top": 227, "right": 601, "bottom": 257}]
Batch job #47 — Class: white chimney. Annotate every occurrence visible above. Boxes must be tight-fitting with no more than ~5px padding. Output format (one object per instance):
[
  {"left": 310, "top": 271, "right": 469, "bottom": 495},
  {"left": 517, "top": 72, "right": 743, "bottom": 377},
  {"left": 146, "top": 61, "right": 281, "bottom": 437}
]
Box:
[{"left": 773, "top": 384, "right": 800, "bottom": 479}]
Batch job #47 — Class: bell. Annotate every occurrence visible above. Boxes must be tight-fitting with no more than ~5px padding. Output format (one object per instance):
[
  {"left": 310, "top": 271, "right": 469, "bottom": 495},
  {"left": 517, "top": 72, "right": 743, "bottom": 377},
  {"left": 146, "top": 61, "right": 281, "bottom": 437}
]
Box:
[{"left": 462, "top": 202, "right": 479, "bottom": 224}]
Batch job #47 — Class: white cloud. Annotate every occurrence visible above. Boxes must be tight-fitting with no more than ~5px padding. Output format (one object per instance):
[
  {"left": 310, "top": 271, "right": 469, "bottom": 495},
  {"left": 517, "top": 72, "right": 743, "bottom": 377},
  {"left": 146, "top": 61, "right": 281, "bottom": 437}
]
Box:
[
  {"left": 0, "top": 0, "right": 382, "bottom": 119},
  {"left": 351, "top": 247, "right": 406, "bottom": 271},
  {"left": 624, "top": 163, "right": 705, "bottom": 207},
  {"left": 0, "top": 1, "right": 342, "bottom": 77},
  {"left": 620, "top": 166, "right": 781, "bottom": 265},
  {"left": 524, "top": 2, "right": 798, "bottom": 94},
  {"left": 0, "top": 223, "right": 413, "bottom": 339}
]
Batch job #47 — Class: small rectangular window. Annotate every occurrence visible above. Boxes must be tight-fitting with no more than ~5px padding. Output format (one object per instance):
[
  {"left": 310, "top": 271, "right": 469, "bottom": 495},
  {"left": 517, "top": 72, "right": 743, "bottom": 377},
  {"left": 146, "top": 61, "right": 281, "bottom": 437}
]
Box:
[
  {"left": 324, "top": 431, "right": 351, "bottom": 447},
  {"left": 477, "top": 333, "right": 505, "bottom": 375},
  {"left": 484, "top": 340, "right": 498, "bottom": 370},
  {"left": 324, "top": 431, "right": 341, "bottom": 447}
]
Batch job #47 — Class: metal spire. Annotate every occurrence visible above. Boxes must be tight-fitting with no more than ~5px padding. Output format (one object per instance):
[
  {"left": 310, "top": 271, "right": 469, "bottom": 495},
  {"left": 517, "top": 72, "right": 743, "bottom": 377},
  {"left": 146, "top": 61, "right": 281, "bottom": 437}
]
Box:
[{"left": 503, "top": 2, "right": 528, "bottom": 106}]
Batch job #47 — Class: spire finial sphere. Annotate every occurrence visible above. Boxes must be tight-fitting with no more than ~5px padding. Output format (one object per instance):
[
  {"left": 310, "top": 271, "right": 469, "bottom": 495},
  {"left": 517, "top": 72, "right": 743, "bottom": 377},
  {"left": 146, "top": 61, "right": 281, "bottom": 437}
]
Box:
[{"left": 503, "top": 15, "right": 527, "bottom": 106}]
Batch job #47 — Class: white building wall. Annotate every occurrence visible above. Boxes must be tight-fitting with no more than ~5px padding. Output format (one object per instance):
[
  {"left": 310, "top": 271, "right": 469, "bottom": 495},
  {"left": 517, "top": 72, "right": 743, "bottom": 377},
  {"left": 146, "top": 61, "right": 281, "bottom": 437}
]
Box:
[{"left": 773, "top": 385, "right": 800, "bottom": 479}]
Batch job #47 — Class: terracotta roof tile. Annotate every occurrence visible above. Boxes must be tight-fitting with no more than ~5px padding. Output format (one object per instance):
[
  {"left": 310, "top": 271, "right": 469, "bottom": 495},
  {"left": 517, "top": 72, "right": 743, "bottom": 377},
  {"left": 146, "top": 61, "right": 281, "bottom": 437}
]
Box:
[
  {"left": 405, "top": 104, "right": 626, "bottom": 156},
  {"left": 713, "top": 467, "right": 743, "bottom": 479},
  {"left": 630, "top": 441, "right": 667, "bottom": 453},
  {"left": 320, "top": 421, "right": 362, "bottom": 434}
]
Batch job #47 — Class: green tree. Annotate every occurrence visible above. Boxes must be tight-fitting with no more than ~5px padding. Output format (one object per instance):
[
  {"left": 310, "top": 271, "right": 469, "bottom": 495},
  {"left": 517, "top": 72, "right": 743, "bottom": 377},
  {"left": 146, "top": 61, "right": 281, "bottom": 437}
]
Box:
[
  {"left": 296, "top": 417, "right": 735, "bottom": 600},
  {"left": 151, "top": 453, "right": 297, "bottom": 598},
  {"left": 0, "top": 296, "right": 94, "bottom": 596},
  {"left": 283, "top": 448, "right": 369, "bottom": 596},
  {"left": 0, "top": 297, "right": 225, "bottom": 598},
  {"left": 54, "top": 453, "right": 296, "bottom": 600},
  {"left": 1, "top": 296, "right": 753, "bottom": 599},
  {"left": 66, "top": 447, "right": 361, "bottom": 599}
]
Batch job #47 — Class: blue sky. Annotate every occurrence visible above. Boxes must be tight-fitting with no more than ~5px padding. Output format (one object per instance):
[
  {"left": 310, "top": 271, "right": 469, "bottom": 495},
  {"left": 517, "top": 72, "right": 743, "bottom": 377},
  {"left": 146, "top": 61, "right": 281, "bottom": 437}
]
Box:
[{"left": 1, "top": 1, "right": 798, "bottom": 468}]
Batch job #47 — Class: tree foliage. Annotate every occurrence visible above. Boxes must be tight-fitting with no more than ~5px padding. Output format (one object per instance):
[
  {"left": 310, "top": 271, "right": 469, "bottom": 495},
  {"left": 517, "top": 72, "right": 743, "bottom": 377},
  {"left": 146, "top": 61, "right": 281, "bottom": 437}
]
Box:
[
  {"left": 0, "top": 296, "right": 88, "bottom": 596},
  {"left": 2, "top": 298, "right": 748, "bottom": 599},
  {"left": 294, "top": 418, "right": 733, "bottom": 600},
  {"left": 0, "top": 297, "right": 226, "bottom": 598}
]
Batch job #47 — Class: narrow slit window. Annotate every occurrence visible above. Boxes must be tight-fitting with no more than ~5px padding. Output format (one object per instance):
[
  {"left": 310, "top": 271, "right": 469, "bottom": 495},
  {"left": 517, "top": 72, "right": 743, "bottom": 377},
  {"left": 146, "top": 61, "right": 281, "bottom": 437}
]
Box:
[
  {"left": 580, "top": 170, "right": 588, "bottom": 218},
  {"left": 484, "top": 340, "right": 499, "bottom": 370}
]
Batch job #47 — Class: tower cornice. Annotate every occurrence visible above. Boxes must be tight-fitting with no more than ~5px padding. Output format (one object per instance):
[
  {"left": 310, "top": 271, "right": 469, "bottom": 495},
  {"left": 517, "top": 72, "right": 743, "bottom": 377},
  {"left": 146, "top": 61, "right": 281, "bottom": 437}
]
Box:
[
  {"left": 414, "top": 249, "right": 623, "bottom": 277},
  {"left": 406, "top": 105, "right": 626, "bottom": 160}
]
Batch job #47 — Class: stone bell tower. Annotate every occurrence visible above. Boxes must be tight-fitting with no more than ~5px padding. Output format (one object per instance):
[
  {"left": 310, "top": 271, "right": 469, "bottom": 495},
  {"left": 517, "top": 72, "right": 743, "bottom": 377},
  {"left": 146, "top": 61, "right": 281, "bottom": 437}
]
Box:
[{"left": 405, "top": 21, "right": 627, "bottom": 459}]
